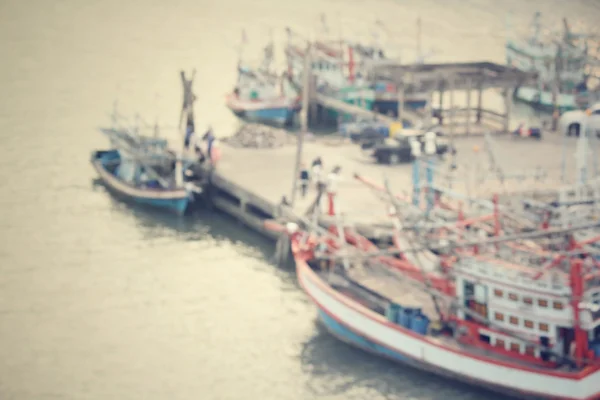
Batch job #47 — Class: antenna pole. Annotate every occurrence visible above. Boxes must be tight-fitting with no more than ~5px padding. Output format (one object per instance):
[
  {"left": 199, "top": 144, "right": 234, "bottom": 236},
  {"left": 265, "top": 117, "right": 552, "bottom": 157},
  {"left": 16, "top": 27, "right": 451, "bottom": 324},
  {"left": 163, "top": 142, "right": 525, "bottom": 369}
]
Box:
[
  {"left": 417, "top": 17, "right": 422, "bottom": 62},
  {"left": 290, "top": 43, "right": 311, "bottom": 207}
]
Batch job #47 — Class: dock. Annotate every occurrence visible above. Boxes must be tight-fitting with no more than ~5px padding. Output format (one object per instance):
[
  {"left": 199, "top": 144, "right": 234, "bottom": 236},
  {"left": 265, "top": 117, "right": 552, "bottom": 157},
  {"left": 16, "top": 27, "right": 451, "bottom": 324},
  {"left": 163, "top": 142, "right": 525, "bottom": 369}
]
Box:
[{"left": 203, "top": 131, "right": 581, "bottom": 242}]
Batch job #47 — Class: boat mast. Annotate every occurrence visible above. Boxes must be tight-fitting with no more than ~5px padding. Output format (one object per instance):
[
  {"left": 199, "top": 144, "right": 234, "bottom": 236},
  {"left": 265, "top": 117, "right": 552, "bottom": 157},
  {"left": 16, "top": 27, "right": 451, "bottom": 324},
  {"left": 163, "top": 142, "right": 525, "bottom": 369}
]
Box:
[
  {"left": 570, "top": 255, "right": 588, "bottom": 367},
  {"left": 416, "top": 17, "right": 422, "bottom": 64},
  {"left": 531, "top": 12, "right": 541, "bottom": 45},
  {"left": 178, "top": 69, "right": 197, "bottom": 188}
]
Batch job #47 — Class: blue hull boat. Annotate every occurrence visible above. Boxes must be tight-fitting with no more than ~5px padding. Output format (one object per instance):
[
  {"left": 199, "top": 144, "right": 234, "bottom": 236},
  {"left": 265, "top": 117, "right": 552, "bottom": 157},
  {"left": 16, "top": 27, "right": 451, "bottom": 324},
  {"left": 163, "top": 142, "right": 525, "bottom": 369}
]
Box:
[
  {"left": 235, "top": 105, "right": 297, "bottom": 126},
  {"left": 91, "top": 149, "right": 192, "bottom": 216}
]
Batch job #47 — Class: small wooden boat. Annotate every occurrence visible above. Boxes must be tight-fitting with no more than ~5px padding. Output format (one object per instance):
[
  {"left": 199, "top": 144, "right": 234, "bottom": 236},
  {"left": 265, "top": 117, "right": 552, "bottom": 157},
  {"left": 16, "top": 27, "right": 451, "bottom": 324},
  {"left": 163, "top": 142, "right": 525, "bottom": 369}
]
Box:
[
  {"left": 90, "top": 147, "right": 197, "bottom": 215},
  {"left": 92, "top": 70, "right": 206, "bottom": 215}
]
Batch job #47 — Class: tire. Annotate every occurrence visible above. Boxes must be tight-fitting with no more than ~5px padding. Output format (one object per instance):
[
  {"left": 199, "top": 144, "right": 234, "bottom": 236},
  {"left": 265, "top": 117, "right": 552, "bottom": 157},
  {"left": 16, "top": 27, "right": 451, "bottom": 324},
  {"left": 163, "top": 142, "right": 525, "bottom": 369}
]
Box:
[{"left": 568, "top": 123, "right": 580, "bottom": 137}]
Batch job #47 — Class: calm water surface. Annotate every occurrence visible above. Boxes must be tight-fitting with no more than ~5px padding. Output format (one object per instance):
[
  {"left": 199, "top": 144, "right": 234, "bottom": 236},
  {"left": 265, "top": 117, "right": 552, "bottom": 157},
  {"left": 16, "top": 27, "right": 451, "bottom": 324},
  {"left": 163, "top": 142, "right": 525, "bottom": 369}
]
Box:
[{"left": 1, "top": 0, "right": 600, "bottom": 399}]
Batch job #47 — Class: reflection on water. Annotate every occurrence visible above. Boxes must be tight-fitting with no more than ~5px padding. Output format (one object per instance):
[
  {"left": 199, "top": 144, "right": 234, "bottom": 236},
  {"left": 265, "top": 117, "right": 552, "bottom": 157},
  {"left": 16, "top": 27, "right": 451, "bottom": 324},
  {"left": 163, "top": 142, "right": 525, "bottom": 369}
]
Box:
[{"left": 299, "top": 321, "right": 510, "bottom": 400}]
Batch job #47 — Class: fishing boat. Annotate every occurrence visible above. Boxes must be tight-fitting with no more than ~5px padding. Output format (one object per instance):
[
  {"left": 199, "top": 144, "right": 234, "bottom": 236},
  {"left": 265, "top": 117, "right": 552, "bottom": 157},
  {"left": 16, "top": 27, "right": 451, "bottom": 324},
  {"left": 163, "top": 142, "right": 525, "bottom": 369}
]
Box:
[
  {"left": 507, "top": 13, "right": 592, "bottom": 112},
  {"left": 91, "top": 145, "right": 195, "bottom": 216},
  {"left": 226, "top": 32, "right": 300, "bottom": 126},
  {"left": 225, "top": 67, "right": 300, "bottom": 127},
  {"left": 290, "top": 17, "right": 434, "bottom": 121},
  {"left": 92, "top": 71, "right": 207, "bottom": 215},
  {"left": 271, "top": 181, "right": 600, "bottom": 399},
  {"left": 266, "top": 134, "right": 600, "bottom": 398}
]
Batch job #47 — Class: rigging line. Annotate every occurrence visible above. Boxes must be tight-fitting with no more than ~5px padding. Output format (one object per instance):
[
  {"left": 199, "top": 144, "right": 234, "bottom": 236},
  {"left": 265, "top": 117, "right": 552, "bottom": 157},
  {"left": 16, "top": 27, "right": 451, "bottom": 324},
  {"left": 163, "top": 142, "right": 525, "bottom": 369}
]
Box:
[
  {"left": 325, "top": 221, "right": 600, "bottom": 260},
  {"left": 383, "top": 177, "right": 444, "bottom": 320}
]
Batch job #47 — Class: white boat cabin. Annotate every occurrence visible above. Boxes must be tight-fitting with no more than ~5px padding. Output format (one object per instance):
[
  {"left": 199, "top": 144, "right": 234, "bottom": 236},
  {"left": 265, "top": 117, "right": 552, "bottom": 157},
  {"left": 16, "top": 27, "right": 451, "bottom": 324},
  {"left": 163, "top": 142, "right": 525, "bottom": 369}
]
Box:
[
  {"left": 235, "top": 67, "right": 282, "bottom": 101},
  {"left": 453, "top": 255, "right": 600, "bottom": 361}
]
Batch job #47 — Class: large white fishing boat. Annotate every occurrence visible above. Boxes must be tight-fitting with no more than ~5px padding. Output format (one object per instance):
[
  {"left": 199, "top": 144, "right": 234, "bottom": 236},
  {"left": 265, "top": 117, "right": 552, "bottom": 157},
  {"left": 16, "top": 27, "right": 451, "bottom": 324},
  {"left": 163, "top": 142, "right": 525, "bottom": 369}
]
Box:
[{"left": 507, "top": 12, "right": 591, "bottom": 112}]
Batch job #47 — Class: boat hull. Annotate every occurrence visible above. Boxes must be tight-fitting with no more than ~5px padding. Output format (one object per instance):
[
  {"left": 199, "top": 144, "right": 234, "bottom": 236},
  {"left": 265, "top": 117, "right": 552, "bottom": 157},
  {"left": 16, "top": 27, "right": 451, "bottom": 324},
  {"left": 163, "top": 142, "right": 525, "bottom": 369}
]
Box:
[
  {"left": 236, "top": 106, "right": 296, "bottom": 126},
  {"left": 226, "top": 95, "right": 298, "bottom": 126},
  {"left": 514, "top": 87, "right": 582, "bottom": 113},
  {"left": 297, "top": 260, "right": 600, "bottom": 400},
  {"left": 91, "top": 150, "right": 191, "bottom": 216}
]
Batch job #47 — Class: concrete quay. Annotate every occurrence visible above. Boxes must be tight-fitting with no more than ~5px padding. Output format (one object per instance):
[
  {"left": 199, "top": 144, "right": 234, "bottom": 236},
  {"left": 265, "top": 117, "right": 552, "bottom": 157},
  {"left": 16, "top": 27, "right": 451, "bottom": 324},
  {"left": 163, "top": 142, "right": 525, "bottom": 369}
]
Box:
[{"left": 203, "top": 131, "right": 580, "bottom": 241}]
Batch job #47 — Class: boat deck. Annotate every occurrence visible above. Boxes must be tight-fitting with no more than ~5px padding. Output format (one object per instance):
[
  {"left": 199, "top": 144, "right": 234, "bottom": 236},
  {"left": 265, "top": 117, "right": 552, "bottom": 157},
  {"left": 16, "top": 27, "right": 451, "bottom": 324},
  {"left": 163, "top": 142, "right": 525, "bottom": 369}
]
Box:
[{"left": 325, "top": 261, "right": 580, "bottom": 373}]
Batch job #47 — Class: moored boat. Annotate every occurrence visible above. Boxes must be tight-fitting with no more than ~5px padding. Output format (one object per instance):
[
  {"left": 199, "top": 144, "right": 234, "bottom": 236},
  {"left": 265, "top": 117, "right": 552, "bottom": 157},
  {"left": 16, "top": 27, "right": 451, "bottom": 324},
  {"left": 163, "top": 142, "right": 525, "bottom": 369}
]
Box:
[
  {"left": 282, "top": 204, "right": 600, "bottom": 399},
  {"left": 227, "top": 33, "right": 300, "bottom": 127},
  {"left": 507, "top": 13, "right": 593, "bottom": 112},
  {"left": 266, "top": 153, "right": 600, "bottom": 398},
  {"left": 92, "top": 71, "right": 208, "bottom": 215},
  {"left": 91, "top": 147, "right": 195, "bottom": 215}
]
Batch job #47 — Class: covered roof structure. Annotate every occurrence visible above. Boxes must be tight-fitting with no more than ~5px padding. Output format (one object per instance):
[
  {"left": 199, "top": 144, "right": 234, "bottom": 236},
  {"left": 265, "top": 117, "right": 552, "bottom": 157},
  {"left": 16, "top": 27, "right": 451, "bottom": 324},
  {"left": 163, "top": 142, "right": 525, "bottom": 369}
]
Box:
[{"left": 365, "top": 61, "right": 539, "bottom": 91}]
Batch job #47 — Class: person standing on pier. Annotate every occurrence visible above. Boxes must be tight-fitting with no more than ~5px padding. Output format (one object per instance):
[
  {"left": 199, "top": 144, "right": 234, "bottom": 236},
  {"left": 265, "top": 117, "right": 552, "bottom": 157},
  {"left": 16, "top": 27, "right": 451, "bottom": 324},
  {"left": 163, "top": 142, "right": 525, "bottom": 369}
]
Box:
[
  {"left": 311, "top": 157, "right": 323, "bottom": 188},
  {"left": 203, "top": 126, "right": 215, "bottom": 160},
  {"left": 184, "top": 124, "right": 205, "bottom": 162},
  {"left": 300, "top": 163, "right": 310, "bottom": 198},
  {"left": 184, "top": 122, "right": 195, "bottom": 150},
  {"left": 326, "top": 166, "right": 342, "bottom": 215}
]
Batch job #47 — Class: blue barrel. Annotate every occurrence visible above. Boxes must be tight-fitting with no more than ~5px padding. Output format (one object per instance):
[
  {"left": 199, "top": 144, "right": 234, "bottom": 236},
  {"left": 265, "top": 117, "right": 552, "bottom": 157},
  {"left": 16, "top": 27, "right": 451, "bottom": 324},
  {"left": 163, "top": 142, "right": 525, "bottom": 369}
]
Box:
[
  {"left": 410, "top": 314, "right": 431, "bottom": 335},
  {"left": 593, "top": 342, "right": 600, "bottom": 358},
  {"left": 385, "top": 303, "right": 401, "bottom": 322},
  {"left": 398, "top": 308, "right": 416, "bottom": 328}
]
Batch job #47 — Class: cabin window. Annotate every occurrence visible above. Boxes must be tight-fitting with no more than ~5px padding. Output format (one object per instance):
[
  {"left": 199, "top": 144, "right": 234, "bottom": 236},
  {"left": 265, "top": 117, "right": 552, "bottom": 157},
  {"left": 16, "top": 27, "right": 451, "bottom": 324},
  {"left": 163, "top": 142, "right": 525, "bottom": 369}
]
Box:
[
  {"left": 510, "top": 343, "right": 521, "bottom": 352},
  {"left": 539, "top": 323, "right": 549, "bottom": 332},
  {"left": 524, "top": 320, "right": 534, "bottom": 329},
  {"left": 523, "top": 296, "right": 533, "bottom": 305},
  {"left": 494, "top": 312, "right": 504, "bottom": 322},
  {"left": 494, "top": 289, "right": 503, "bottom": 297},
  {"left": 525, "top": 345, "right": 536, "bottom": 356},
  {"left": 508, "top": 293, "right": 518, "bottom": 301},
  {"left": 509, "top": 316, "right": 519, "bottom": 325},
  {"left": 495, "top": 338, "right": 506, "bottom": 348},
  {"left": 553, "top": 301, "right": 564, "bottom": 310},
  {"left": 538, "top": 299, "right": 548, "bottom": 308}
]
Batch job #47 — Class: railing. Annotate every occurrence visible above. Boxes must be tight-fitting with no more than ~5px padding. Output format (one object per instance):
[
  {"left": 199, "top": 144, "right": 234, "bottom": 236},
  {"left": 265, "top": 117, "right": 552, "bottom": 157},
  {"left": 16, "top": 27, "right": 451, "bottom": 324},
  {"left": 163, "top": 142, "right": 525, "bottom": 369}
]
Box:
[{"left": 435, "top": 107, "right": 507, "bottom": 129}]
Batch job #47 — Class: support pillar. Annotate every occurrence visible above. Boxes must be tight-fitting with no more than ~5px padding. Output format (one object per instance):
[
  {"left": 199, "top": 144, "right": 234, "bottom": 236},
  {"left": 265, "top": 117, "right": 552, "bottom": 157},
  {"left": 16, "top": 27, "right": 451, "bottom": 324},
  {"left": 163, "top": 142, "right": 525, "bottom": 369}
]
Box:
[
  {"left": 396, "top": 82, "right": 405, "bottom": 123},
  {"left": 426, "top": 157, "right": 435, "bottom": 213},
  {"left": 438, "top": 81, "right": 445, "bottom": 125},
  {"left": 551, "top": 78, "right": 559, "bottom": 132},
  {"left": 476, "top": 81, "right": 483, "bottom": 123},
  {"left": 300, "top": 44, "right": 312, "bottom": 133},
  {"left": 465, "top": 79, "right": 472, "bottom": 136},
  {"left": 449, "top": 76, "right": 455, "bottom": 138},
  {"left": 503, "top": 88, "right": 512, "bottom": 134},
  {"left": 309, "top": 75, "right": 318, "bottom": 125},
  {"left": 424, "top": 83, "right": 434, "bottom": 129},
  {"left": 291, "top": 44, "right": 310, "bottom": 206},
  {"left": 412, "top": 158, "right": 421, "bottom": 207}
]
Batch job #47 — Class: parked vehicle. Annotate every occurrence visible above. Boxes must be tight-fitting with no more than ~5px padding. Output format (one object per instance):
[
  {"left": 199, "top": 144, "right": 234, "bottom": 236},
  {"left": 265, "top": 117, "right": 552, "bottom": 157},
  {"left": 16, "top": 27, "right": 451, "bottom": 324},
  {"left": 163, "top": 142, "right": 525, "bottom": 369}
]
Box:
[
  {"left": 341, "top": 118, "right": 390, "bottom": 142},
  {"left": 371, "top": 130, "right": 452, "bottom": 164},
  {"left": 559, "top": 103, "right": 600, "bottom": 137},
  {"left": 512, "top": 122, "right": 543, "bottom": 139}
]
